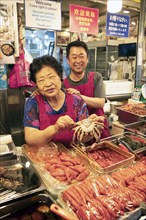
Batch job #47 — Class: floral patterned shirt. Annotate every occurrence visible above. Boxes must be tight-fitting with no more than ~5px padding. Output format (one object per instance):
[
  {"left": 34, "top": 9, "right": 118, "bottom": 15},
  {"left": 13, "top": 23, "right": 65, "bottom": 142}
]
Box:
[{"left": 23, "top": 93, "right": 89, "bottom": 129}]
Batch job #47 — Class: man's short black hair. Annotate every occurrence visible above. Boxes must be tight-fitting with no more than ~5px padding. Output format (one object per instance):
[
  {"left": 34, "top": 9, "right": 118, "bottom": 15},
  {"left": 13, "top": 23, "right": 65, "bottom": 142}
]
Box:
[
  {"left": 29, "top": 55, "right": 63, "bottom": 83},
  {"left": 66, "top": 40, "right": 89, "bottom": 58}
]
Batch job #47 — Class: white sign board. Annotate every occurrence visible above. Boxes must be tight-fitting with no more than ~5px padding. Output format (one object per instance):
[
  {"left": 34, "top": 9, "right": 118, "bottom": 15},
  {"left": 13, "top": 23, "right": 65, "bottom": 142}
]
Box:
[
  {"left": 0, "top": 2, "right": 19, "bottom": 59},
  {"left": 25, "top": 0, "right": 61, "bottom": 30}
]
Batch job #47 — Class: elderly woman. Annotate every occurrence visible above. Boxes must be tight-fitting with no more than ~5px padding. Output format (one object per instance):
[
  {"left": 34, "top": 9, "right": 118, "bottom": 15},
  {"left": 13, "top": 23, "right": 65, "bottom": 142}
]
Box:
[{"left": 24, "top": 55, "right": 97, "bottom": 147}]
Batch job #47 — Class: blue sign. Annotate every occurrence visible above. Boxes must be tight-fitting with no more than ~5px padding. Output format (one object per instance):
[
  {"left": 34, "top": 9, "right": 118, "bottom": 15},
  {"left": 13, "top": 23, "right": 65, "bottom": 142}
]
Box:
[
  {"left": 0, "top": 65, "right": 7, "bottom": 89},
  {"left": 106, "top": 12, "right": 130, "bottom": 38}
]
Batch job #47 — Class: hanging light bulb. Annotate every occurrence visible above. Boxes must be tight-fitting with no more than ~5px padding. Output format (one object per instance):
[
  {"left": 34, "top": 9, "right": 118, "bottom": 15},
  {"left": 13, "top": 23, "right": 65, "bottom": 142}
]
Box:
[{"left": 107, "top": 0, "right": 122, "bottom": 13}]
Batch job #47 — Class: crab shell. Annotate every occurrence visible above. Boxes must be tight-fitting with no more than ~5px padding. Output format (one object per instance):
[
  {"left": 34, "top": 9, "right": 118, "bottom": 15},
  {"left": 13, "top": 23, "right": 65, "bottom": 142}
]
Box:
[{"left": 73, "top": 118, "right": 103, "bottom": 143}]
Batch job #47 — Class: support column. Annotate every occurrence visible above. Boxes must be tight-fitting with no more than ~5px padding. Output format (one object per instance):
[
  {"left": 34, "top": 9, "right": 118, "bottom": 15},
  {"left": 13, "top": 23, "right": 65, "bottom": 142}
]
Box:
[{"left": 135, "top": 0, "right": 146, "bottom": 87}]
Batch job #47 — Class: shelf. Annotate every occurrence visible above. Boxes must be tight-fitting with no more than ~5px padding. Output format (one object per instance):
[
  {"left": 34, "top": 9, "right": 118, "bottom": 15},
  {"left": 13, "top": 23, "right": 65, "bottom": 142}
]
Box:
[
  {"left": 97, "top": 51, "right": 106, "bottom": 54},
  {"left": 107, "top": 93, "right": 132, "bottom": 100},
  {"left": 88, "top": 44, "right": 118, "bottom": 79},
  {"left": 108, "top": 51, "right": 118, "bottom": 53}
]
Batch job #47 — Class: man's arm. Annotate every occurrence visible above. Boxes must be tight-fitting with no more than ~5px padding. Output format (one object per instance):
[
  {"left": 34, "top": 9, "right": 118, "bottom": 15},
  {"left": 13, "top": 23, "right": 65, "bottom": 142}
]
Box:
[{"left": 80, "top": 95, "right": 105, "bottom": 108}]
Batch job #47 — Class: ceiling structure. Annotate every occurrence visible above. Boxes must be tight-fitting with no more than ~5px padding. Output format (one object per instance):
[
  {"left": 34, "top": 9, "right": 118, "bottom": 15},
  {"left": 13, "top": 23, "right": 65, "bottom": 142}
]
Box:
[
  {"left": 18, "top": 0, "right": 143, "bottom": 35},
  {"left": 61, "top": 0, "right": 141, "bottom": 29}
]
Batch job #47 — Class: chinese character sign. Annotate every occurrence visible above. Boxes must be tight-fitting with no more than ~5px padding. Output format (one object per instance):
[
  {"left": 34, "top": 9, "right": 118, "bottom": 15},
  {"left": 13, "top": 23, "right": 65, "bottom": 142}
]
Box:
[
  {"left": 106, "top": 12, "right": 130, "bottom": 38},
  {"left": 70, "top": 4, "right": 99, "bottom": 34}
]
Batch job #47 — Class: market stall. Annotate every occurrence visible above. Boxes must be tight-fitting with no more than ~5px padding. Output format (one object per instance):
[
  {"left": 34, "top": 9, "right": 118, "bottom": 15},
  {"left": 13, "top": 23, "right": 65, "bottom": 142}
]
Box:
[
  {"left": 0, "top": 0, "right": 146, "bottom": 219},
  {"left": 0, "top": 124, "right": 146, "bottom": 220}
]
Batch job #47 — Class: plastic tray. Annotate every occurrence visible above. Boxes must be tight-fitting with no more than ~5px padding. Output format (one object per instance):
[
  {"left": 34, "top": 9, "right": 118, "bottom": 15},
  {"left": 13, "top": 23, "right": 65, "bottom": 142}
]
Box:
[
  {"left": 0, "top": 135, "right": 15, "bottom": 157},
  {"left": 34, "top": 142, "right": 95, "bottom": 196},
  {"left": 58, "top": 182, "right": 143, "bottom": 220},
  {"left": 134, "top": 146, "right": 146, "bottom": 157},
  {"left": 0, "top": 154, "right": 44, "bottom": 205},
  {"left": 58, "top": 199, "right": 142, "bottom": 220},
  {"left": 57, "top": 195, "right": 79, "bottom": 220},
  {"left": 58, "top": 198, "right": 143, "bottom": 220},
  {"left": 22, "top": 142, "right": 59, "bottom": 164},
  {"left": 0, "top": 191, "right": 71, "bottom": 220},
  {"left": 119, "top": 207, "right": 142, "bottom": 220},
  {"left": 0, "top": 191, "right": 53, "bottom": 219},
  {"left": 71, "top": 141, "right": 135, "bottom": 173},
  {"left": 118, "top": 104, "right": 146, "bottom": 116},
  {"left": 124, "top": 120, "right": 146, "bottom": 137},
  {"left": 105, "top": 132, "right": 146, "bottom": 151},
  {"left": 117, "top": 105, "right": 146, "bottom": 124}
]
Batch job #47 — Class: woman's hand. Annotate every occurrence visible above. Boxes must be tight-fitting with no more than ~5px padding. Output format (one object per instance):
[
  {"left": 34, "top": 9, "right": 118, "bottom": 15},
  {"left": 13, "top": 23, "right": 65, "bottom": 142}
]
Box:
[
  {"left": 55, "top": 115, "right": 75, "bottom": 132},
  {"left": 89, "top": 114, "right": 104, "bottom": 123},
  {"left": 66, "top": 88, "right": 81, "bottom": 96},
  {"left": 89, "top": 114, "right": 105, "bottom": 130}
]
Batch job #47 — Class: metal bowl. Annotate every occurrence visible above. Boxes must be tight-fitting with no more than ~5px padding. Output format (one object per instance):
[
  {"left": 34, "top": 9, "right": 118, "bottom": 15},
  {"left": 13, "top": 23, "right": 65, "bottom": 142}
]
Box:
[
  {"left": 0, "top": 154, "right": 44, "bottom": 205},
  {"left": 110, "top": 101, "right": 124, "bottom": 115},
  {"left": 0, "top": 191, "right": 76, "bottom": 220}
]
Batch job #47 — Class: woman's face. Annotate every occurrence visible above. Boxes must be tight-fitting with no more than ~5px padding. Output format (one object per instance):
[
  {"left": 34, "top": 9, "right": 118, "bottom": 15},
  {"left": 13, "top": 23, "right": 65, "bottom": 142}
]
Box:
[{"left": 35, "top": 66, "right": 61, "bottom": 98}]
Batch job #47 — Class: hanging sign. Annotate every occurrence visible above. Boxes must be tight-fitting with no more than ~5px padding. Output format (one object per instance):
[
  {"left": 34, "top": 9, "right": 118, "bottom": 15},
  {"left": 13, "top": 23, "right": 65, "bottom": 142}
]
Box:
[
  {"left": 0, "top": 65, "right": 7, "bottom": 89},
  {"left": 25, "top": 0, "right": 61, "bottom": 30},
  {"left": 0, "top": 2, "right": 19, "bottom": 57},
  {"left": 70, "top": 4, "right": 99, "bottom": 34},
  {"left": 106, "top": 12, "right": 130, "bottom": 38}
]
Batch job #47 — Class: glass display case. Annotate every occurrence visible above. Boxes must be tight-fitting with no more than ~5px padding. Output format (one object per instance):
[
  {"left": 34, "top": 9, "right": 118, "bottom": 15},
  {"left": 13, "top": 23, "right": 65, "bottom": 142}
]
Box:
[
  {"left": 86, "top": 40, "right": 118, "bottom": 79},
  {"left": 25, "top": 29, "right": 55, "bottom": 58},
  {"left": 87, "top": 48, "right": 96, "bottom": 72}
]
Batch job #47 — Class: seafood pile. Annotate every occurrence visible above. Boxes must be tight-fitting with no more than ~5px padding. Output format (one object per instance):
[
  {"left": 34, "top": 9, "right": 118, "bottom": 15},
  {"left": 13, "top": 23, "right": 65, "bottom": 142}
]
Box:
[
  {"left": 62, "top": 160, "right": 146, "bottom": 220},
  {"left": 2, "top": 203, "right": 58, "bottom": 220},
  {"left": 23, "top": 142, "right": 59, "bottom": 163},
  {"left": 87, "top": 147, "right": 126, "bottom": 168},
  {"left": 0, "top": 165, "right": 25, "bottom": 191},
  {"left": 125, "top": 121, "right": 146, "bottom": 136},
  {"left": 119, "top": 104, "right": 146, "bottom": 116},
  {"left": 136, "top": 123, "right": 146, "bottom": 135},
  {"left": 43, "top": 151, "right": 90, "bottom": 184},
  {"left": 72, "top": 118, "right": 104, "bottom": 143},
  {"left": 75, "top": 141, "right": 134, "bottom": 172},
  {"left": 116, "top": 134, "right": 146, "bottom": 151},
  {"left": 0, "top": 164, "right": 36, "bottom": 192}
]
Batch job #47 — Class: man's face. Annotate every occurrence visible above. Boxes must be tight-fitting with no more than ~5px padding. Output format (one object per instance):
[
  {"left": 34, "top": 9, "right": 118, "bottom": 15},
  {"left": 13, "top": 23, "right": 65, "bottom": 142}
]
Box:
[
  {"left": 67, "top": 46, "right": 88, "bottom": 74},
  {"left": 36, "top": 66, "right": 61, "bottom": 98}
]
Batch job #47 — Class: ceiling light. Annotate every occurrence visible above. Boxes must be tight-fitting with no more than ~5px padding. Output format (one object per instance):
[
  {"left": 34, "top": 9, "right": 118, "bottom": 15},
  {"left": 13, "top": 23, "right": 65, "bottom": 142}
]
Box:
[
  {"left": 44, "top": 34, "right": 49, "bottom": 39},
  {"left": 35, "top": 37, "right": 40, "bottom": 43},
  {"left": 131, "top": 21, "right": 136, "bottom": 25},
  {"left": 107, "top": 0, "right": 122, "bottom": 13},
  {"left": 31, "top": 31, "right": 35, "bottom": 38},
  {"left": 123, "top": 10, "right": 130, "bottom": 14},
  {"left": 132, "top": 0, "right": 140, "bottom": 2},
  {"left": 44, "top": 32, "right": 49, "bottom": 39}
]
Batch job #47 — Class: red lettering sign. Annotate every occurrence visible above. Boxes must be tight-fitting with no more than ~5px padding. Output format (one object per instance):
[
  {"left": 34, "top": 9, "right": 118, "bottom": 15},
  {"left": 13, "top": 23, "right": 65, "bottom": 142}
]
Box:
[{"left": 70, "top": 4, "right": 99, "bottom": 34}]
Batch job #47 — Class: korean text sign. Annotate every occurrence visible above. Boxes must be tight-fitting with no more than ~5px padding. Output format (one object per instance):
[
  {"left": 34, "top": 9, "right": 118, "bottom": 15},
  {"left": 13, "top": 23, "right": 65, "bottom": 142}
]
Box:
[
  {"left": 25, "top": 0, "right": 61, "bottom": 30},
  {"left": 106, "top": 12, "right": 130, "bottom": 38},
  {"left": 70, "top": 4, "right": 99, "bottom": 34}
]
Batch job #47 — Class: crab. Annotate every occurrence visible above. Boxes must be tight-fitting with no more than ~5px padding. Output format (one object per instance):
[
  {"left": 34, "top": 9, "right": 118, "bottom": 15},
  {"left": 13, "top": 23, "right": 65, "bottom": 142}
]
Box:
[{"left": 72, "top": 118, "right": 104, "bottom": 143}]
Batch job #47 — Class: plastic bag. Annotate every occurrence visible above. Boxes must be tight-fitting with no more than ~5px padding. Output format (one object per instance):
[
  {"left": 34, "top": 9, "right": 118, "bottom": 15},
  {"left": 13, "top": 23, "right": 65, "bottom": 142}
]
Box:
[{"left": 9, "top": 44, "right": 35, "bottom": 88}]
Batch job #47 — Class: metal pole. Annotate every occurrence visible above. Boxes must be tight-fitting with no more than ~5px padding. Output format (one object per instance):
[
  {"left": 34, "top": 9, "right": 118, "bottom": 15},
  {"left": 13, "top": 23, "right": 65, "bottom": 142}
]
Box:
[{"left": 135, "top": 0, "right": 146, "bottom": 87}]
